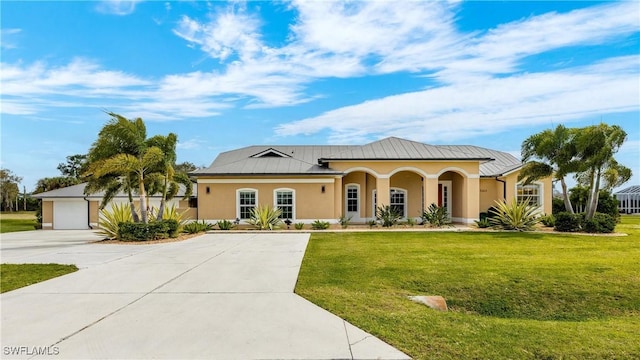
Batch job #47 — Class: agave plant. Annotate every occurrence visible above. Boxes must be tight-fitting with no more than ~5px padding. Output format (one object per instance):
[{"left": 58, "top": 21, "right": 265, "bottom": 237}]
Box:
[
  {"left": 248, "top": 204, "right": 283, "bottom": 230},
  {"left": 160, "top": 204, "right": 188, "bottom": 233},
  {"left": 98, "top": 202, "right": 134, "bottom": 239},
  {"left": 377, "top": 205, "right": 401, "bottom": 228},
  {"left": 421, "top": 203, "right": 450, "bottom": 227},
  {"left": 488, "top": 198, "right": 540, "bottom": 231}
]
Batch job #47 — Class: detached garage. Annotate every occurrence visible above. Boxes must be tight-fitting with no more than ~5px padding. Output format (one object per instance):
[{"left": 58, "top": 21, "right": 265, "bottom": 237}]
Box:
[{"left": 33, "top": 183, "right": 197, "bottom": 230}]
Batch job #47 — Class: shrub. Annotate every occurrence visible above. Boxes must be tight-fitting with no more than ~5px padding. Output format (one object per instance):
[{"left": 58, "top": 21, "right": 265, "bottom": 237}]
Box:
[
  {"left": 422, "top": 203, "right": 450, "bottom": 227},
  {"left": 161, "top": 204, "right": 187, "bottom": 233},
  {"left": 366, "top": 220, "right": 377, "bottom": 229},
  {"left": 338, "top": 215, "right": 352, "bottom": 229},
  {"left": 183, "top": 220, "right": 214, "bottom": 234},
  {"left": 554, "top": 212, "right": 582, "bottom": 232},
  {"left": 377, "top": 205, "right": 401, "bottom": 228},
  {"left": 552, "top": 197, "right": 566, "bottom": 215},
  {"left": 118, "top": 221, "right": 170, "bottom": 241},
  {"left": 540, "top": 214, "right": 556, "bottom": 227},
  {"left": 405, "top": 217, "right": 417, "bottom": 227},
  {"left": 163, "top": 219, "right": 179, "bottom": 238},
  {"left": 474, "top": 218, "right": 491, "bottom": 228},
  {"left": 216, "top": 219, "right": 235, "bottom": 230},
  {"left": 98, "top": 203, "right": 134, "bottom": 240},
  {"left": 583, "top": 213, "right": 616, "bottom": 233},
  {"left": 248, "top": 204, "right": 283, "bottom": 230},
  {"left": 488, "top": 198, "right": 540, "bottom": 231},
  {"left": 311, "top": 220, "right": 330, "bottom": 230},
  {"left": 486, "top": 206, "right": 500, "bottom": 219},
  {"left": 294, "top": 222, "right": 305, "bottom": 230}
]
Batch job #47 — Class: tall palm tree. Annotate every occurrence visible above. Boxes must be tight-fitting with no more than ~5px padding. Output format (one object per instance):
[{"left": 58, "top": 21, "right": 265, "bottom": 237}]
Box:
[
  {"left": 520, "top": 125, "right": 580, "bottom": 213},
  {"left": 84, "top": 112, "right": 150, "bottom": 222},
  {"left": 146, "top": 134, "right": 193, "bottom": 220}
]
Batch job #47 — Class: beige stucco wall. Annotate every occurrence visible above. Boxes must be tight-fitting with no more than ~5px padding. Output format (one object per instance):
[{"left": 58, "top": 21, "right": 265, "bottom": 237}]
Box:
[
  {"left": 42, "top": 201, "right": 53, "bottom": 229},
  {"left": 197, "top": 178, "right": 336, "bottom": 221},
  {"left": 89, "top": 201, "right": 100, "bottom": 228}
]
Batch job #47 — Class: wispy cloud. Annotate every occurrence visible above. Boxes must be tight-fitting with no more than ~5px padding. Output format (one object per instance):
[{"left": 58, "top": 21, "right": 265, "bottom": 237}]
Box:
[
  {"left": 1, "top": 28, "right": 22, "bottom": 49},
  {"left": 95, "top": 0, "right": 142, "bottom": 16}
]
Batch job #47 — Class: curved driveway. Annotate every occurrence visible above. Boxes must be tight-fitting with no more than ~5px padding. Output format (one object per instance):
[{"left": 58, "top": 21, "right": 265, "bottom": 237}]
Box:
[{"left": 1, "top": 231, "right": 408, "bottom": 359}]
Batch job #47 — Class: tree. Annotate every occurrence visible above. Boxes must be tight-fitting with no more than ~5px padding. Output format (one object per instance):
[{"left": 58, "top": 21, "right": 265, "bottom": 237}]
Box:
[
  {"left": 146, "top": 134, "right": 193, "bottom": 221},
  {"left": 0, "top": 168, "right": 22, "bottom": 211},
  {"left": 84, "top": 112, "right": 150, "bottom": 222},
  {"left": 34, "top": 176, "right": 80, "bottom": 194},
  {"left": 175, "top": 161, "right": 198, "bottom": 173},
  {"left": 57, "top": 154, "right": 88, "bottom": 179},
  {"left": 519, "top": 125, "right": 579, "bottom": 213},
  {"left": 574, "top": 124, "right": 629, "bottom": 219}
]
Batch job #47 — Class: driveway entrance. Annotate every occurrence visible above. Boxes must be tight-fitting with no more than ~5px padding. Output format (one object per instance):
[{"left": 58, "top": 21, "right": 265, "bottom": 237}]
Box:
[{"left": 1, "top": 232, "right": 408, "bottom": 359}]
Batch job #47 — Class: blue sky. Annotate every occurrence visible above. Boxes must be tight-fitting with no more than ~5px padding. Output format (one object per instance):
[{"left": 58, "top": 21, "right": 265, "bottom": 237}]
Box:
[{"left": 1, "top": 1, "right": 639, "bottom": 192}]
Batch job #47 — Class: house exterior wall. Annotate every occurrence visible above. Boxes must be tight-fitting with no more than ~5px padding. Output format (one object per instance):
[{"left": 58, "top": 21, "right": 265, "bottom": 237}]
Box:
[
  {"left": 89, "top": 201, "right": 100, "bottom": 228},
  {"left": 479, "top": 178, "right": 501, "bottom": 212},
  {"left": 197, "top": 178, "right": 336, "bottom": 222},
  {"left": 42, "top": 201, "right": 53, "bottom": 229}
]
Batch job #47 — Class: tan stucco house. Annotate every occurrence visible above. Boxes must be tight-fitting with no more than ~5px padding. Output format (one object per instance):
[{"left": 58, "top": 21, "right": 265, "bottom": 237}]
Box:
[{"left": 191, "top": 137, "right": 552, "bottom": 225}]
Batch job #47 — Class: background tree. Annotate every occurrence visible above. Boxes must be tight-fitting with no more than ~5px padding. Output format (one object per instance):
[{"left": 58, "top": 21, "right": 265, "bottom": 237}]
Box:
[
  {"left": 175, "top": 161, "right": 198, "bottom": 173},
  {"left": 0, "top": 168, "right": 22, "bottom": 211},
  {"left": 34, "top": 176, "right": 80, "bottom": 194},
  {"left": 57, "top": 154, "right": 88, "bottom": 179},
  {"left": 574, "top": 124, "right": 629, "bottom": 219},
  {"left": 519, "top": 125, "right": 579, "bottom": 213}
]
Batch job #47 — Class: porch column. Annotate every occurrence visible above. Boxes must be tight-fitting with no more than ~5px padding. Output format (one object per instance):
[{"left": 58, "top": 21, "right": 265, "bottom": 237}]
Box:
[
  {"left": 464, "top": 176, "right": 480, "bottom": 223},
  {"left": 423, "top": 176, "right": 439, "bottom": 210},
  {"left": 333, "top": 176, "right": 343, "bottom": 219},
  {"left": 376, "top": 176, "right": 390, "bottom": 208}
]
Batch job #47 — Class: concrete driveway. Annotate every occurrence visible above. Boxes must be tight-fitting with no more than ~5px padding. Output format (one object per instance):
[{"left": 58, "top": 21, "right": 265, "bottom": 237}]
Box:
[{"left": 1, "top": 231, "right": 409, "bottom": 359}]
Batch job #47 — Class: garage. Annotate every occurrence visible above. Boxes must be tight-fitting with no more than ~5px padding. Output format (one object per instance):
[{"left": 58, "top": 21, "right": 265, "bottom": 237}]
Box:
[{"left": 53, "top": 200, "right": 89, "bottom": 230}]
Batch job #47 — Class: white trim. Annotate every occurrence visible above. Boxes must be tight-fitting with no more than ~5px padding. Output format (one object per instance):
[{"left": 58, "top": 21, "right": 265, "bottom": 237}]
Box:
[
  {"left": 434, "top": 167, "right": 478, "bottom": 178},
  {"left": 452, "top": 217, "right": 476, "bottom": 224},
  {"left": 274, "top": 188, "right": 296, "bottom": 220},
  {"left": 199, "top": 178, "right": 334, "bottom": 184},
  {"left": 42, "top": 223, "right": 53, "bottom": 227},
  {"left": 501, "top": 166, "right": 523, "bottom": 177},
  {"left": 345, "top": 183, "right": 361, "bottom": 221},
  {"left": 390, "top": 187, "right": 408, "bottom": 218},
  {"left": 439, "top": 180, "right": 452, "bottom": 221},
  {"left": 515, "top": 181, "right": 544, "bottom": 211},
  {"left": 90, "top": 222, "right": 99, "bottom": 227},
  {"left": 236, "top": 188, "right": 258, "bottom": 220}
]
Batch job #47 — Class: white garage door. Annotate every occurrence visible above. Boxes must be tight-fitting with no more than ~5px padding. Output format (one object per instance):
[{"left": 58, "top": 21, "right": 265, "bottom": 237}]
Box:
[{"left": 53, "top": 201, "right": 89, "bottom": 230}]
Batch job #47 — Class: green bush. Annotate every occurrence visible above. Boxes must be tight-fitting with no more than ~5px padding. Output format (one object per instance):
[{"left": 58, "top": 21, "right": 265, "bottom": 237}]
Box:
[
  {"left": 405, "top": 217, "right": 417, "bottom": 227},
  {"left": 338, "top": 215, "right": 352, "bottom": 229},
  {"left": 366, "top": 220, "right": 377, "bottom": 228},
  {"left": 160, "top": 204, "right": 187, "bottom": 233},
  {"left": 540, "top": 214, "right": 556, "bottom": 227},
  {"left": 163, "top": 219, "right": 179, "bottom": 238},
  {"left": 377, "top": 205, "right": 401, "bottom": 228},
  {"left": 98, "top": 203, "right": 134, "bottom": 240},
  {"left": 294, "top": 222, "right": 305, "bottom": 230},
  {"left": 183, "top": 220, "right": 214, "bottom": 234},
  {"left": 554, "top": 212, "right": 582, "bottom": 232},
  {"left": 421, "top": 203, "right": 450, "bottom": 227},
  {"left": 583, "top": 213, "right": 616, "bottom": 233},
  {"left": 552, "top": 197, "right": 566, "bottom": 215},
  {"left": 474, "top": 218, "right": 491, "bottom": 228},
  {"left": 248, "top": 204, "right": 283, "bottom": 230},
  {"left": 216, "top": 219, "right": 235, "bottom": 230},
  {"left": 311, "top": 220, "right": 330, "bottom": 230},
  {"left": 119, "top": 221, "right": 170, "bottom": 241},
  {"left": 488, "top": 198, "right": 539, "bottom": 231}
]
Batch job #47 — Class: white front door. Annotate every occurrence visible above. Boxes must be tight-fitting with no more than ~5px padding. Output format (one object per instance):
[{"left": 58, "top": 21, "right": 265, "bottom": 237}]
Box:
[
  {"left": 345, "top": 184, "right": 360, "bottom": 220},
  {"left": 438, "top": 181, "right": 452, "bottom": 220}
]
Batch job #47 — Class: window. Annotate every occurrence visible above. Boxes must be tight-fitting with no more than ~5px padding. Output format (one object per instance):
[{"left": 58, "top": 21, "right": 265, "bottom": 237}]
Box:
[
  {"left": 517, "top": 183, "right": 541, "bottom": 207},
  {"left": 346, "top": 185, "right": 359, "bottom": 213},
  {"left": 238, "top": 189, "right": 257, "bottom": 219},
  {"left": 390, "top": 188, "right": 406, "bottom": 217},
  {"left": 275, "top": 189, "right": 294, "bottom": 219},
  {"left": 188, "top": 197, "right": 198, "bottom": 208}
]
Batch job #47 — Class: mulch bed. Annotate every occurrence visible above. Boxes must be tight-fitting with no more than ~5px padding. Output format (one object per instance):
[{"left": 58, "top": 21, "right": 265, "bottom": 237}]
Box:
[{"left": 92, "top": 232, "right": 204, "bottom": 245}]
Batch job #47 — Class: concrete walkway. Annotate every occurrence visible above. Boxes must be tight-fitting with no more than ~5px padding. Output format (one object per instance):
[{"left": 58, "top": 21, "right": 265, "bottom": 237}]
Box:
[{"left": 1, "top": 231, "right": 409, "bottom": 359}]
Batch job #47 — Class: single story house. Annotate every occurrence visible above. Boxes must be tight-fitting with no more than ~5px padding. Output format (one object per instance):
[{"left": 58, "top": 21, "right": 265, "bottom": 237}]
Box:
[
  {"left": 33, "top": 183, "right": 196, "bottom": 230},
  {"left": 615, "top": 185, "right": 640, "bottom": 214},
  {"left": 191, "top": 137, "right": 552, "bottom": 224}
]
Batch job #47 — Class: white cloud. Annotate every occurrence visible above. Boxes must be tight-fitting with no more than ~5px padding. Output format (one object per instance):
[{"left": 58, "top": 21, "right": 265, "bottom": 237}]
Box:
[
  {"left": 1, "top": 28, "right": 21, "bottom": 49},
  {"left": 95, "top": 1, "right": 142, "bottom": 16},
  {"left": 177, "top": 138, "right": 206, "bottom": 150}
]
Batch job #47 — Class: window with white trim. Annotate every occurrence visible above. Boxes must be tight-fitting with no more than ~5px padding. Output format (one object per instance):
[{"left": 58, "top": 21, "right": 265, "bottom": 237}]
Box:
[
  {"left": 390, "top": 188, "right": 407, "bottom": 217},
  {"left": 238, "top": 189, "right": 257, "bottom": 219},
  {"left": 517, "top": 183, "right": 541, "bottom": 207},
  {"left": 275, "top": 189, "right": 294, "bottom": 219},
  {"left": 346, "top": 185, "right": 359, "bottom": 213}
]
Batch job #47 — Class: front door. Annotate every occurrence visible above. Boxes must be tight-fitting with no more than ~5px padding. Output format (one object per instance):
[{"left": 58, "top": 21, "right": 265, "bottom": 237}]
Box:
[
  {"left": 345, "top": 184, "right": 360, "bottom": 220},
  {"left": 438, "top": 181, "right": 452, "bottom": 220}
]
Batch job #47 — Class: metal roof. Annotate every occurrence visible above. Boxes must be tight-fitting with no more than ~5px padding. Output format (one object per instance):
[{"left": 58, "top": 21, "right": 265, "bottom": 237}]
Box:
[
  {"left": 192, "top": 137, "right": 521, "bottom": 177},
  {"left": 615, "top": 185, "right": 640, "bottom": 195},
  {"left": 33, "top": 183, "right": 197, "bottom": 199}
]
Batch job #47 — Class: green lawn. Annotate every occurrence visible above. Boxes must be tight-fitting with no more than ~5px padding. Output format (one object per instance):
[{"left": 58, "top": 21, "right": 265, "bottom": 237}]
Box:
[
  {"left": 1, "top": 264, "right": 78, "bottom": 293},
  {"left": 295, "top": 216, "right": 640, "bottom": 359},
  {"left": 0, "top": 211, "right": 37, "bottom": 233}
]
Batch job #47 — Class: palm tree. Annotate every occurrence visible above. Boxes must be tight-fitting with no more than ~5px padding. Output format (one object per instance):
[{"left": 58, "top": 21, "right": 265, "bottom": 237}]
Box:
[
  {"left": 574, "top": 124, "right": 629, "bottom": 219},
  {"left": 146, "top": 134, "right": 193, "bottom": 221},
  {"left": 519, "top": 125, "right": 580, "bottom": 213},
  {"left": 84, "top": 112, "right": 150, "bottom": 222}
]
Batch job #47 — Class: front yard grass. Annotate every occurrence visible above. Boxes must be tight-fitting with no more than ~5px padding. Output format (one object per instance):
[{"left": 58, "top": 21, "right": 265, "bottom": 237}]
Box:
[
  {"left": 295, "top": 216, "right": 640, "bottom": 359},
  {"left": 1, "top": 264, "right": 78, "bottom": 293},
  {"left": 0, "top": 211, "right": 37, "bottom": 233}
]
